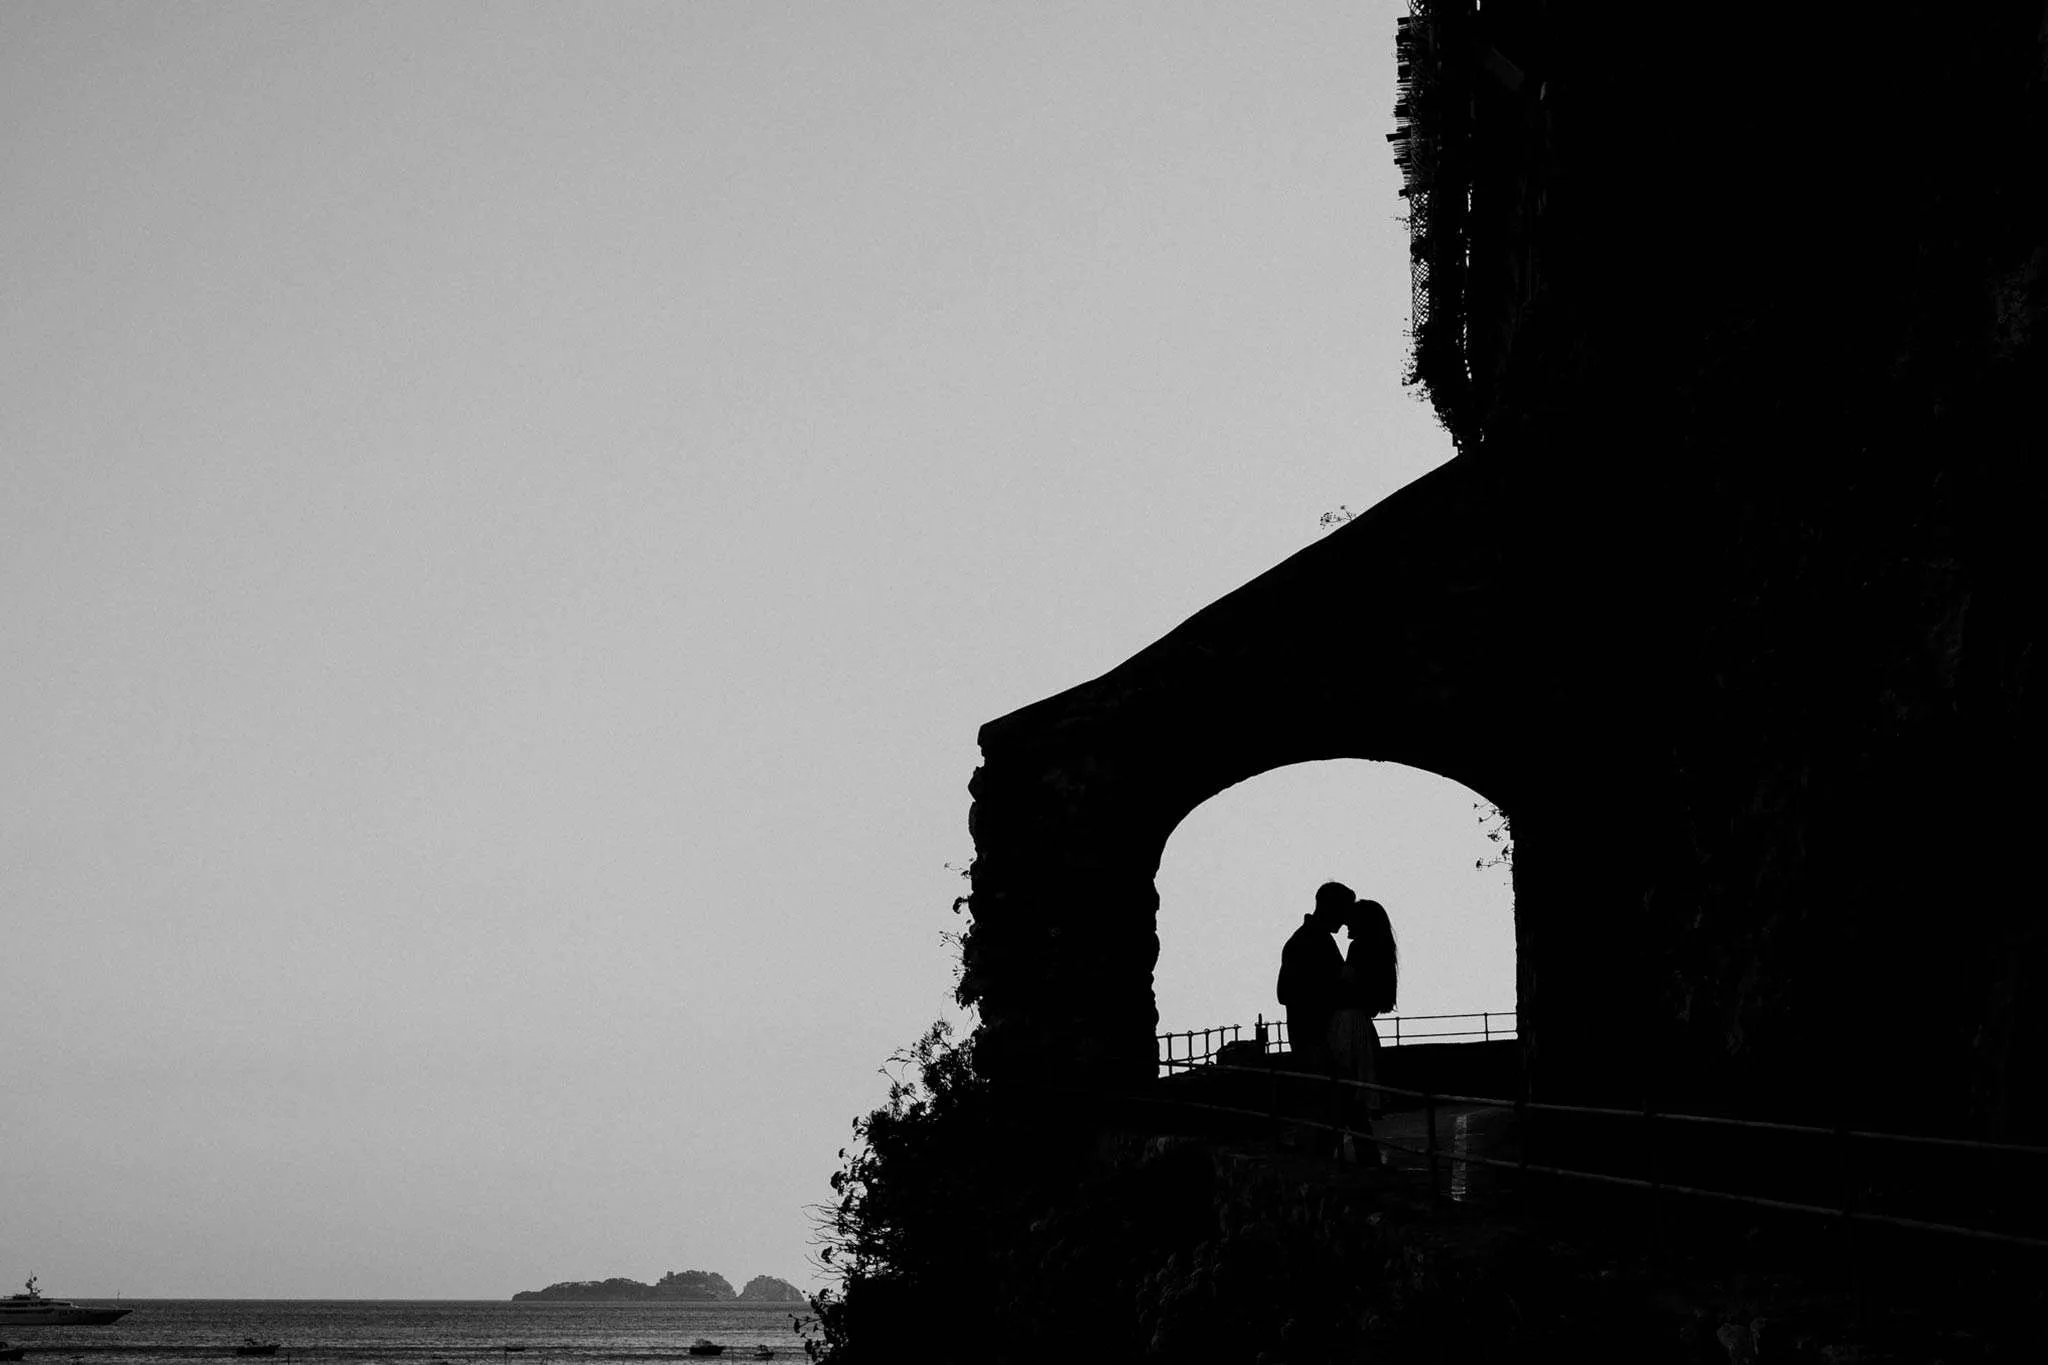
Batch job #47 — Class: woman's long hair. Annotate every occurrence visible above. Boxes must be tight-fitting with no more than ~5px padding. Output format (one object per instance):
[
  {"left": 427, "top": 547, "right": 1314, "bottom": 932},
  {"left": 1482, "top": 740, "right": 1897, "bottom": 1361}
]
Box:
[{"left": 1349, "top": 899, "right": 1398, "bottom": 1016}]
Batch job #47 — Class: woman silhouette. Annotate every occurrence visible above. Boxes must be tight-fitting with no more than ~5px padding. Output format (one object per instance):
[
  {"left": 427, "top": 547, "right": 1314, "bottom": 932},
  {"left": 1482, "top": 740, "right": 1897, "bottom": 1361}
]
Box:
[{"left": 1327, "top": 898, "right": 1398, "bottom": 1161}]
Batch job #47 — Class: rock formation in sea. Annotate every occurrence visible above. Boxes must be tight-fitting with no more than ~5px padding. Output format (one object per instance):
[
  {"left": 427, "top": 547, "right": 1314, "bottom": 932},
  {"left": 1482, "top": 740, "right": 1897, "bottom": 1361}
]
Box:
[
  {"left": 511, "top": 1270, "right": 739, "bottom": 1301},
  {"left": 736, "top": 1275, "right": 806, "bottom": 1303}
]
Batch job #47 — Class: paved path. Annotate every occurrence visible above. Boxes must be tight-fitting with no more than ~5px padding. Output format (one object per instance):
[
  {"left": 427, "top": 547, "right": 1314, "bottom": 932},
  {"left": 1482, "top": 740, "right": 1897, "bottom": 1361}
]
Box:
[{"left": 1246, "top": 1102, "right": 1520, "bottom": 1205}]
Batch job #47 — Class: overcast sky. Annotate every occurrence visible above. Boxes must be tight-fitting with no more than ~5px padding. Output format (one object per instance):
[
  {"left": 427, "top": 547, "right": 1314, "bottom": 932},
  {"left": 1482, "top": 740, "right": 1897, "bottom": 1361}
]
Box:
[{"left": 2, "top": 1, "right": 1508, "bottom": 1299}]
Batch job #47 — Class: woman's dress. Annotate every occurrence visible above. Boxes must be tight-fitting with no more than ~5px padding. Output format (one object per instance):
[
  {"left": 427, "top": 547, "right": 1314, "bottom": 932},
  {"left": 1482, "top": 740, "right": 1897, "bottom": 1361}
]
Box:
[{"left": 1326, "top": 953, "right": 1385, "bottom": 1117}]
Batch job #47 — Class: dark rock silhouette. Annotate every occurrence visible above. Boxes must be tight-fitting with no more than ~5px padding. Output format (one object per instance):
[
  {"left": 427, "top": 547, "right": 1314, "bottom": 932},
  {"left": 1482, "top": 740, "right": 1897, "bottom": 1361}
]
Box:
[
  {"left": 513, "top": 1278, "right": 656, "bottom": 1301},
  {"left": 512, "top": 1270, "right": 737, "bottom": 1302},
  {"left": 653, "top": 1271, "right": 736, "bottom": 1301},
  {"left": 736, "top": 1276, "right": 805, "bottom": 1303}
]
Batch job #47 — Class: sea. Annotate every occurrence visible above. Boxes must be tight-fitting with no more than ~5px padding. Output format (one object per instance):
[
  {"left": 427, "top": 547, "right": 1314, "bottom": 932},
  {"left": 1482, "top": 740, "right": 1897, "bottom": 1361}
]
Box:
[{"left": 3, "top": 1302, "right": 815, "bottom": 1365}]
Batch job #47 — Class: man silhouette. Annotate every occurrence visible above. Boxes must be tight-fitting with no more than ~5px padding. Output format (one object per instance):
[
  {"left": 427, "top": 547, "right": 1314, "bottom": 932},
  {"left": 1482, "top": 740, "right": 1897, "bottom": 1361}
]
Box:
[{"left": 1277, "top": 881, "right": 1352, "bottom": 1071}]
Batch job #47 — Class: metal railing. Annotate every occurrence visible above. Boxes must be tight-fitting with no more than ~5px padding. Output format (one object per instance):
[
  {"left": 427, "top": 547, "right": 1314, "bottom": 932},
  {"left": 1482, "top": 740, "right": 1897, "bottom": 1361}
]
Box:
[
  {"left": 1127, "top": 1060, "right": 2048, "bottom": 1254},
  {"left": 1157, "top": 1022, "right": 1248, "bottom": 1074},
  {"left": 1157, "top": 1011, "right": 1517, "bottom": 1075}
]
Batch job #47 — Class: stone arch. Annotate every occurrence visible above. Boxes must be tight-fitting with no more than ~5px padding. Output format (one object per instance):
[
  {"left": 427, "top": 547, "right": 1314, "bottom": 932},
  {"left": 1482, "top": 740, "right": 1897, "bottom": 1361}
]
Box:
[
  {"left": 962, "top": 456, "right": 1569, "bottom": 1093},
  {"left": 1149, "top": 757, "right": 1516, "bottom": 1044}
]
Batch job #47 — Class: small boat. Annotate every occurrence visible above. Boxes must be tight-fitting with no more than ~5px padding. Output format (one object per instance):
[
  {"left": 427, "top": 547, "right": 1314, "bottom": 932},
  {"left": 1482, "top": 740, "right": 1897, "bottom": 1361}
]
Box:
[
  {"left": 685, "top": 1343, "right": 725, "bottom": 1359},
  {"left": 234, "top": 1341, "right": 280, "bottom": 1357},
  {"left": 752, "top": 1348, "right": 775, "bottom": 1360}
]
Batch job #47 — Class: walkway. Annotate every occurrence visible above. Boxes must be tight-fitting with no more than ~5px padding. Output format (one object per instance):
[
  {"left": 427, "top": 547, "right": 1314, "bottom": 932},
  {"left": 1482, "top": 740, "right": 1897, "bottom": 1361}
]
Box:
[{"left": 1123, "top": 1098, "right": 2040, "bottom": 1361}]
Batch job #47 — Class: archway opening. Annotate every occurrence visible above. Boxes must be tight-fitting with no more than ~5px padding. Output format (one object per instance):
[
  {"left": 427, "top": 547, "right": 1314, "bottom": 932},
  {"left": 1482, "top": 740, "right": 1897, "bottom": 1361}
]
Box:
[{"left": 1152, "top": 759, "right": 1514, "bottom": 1062}]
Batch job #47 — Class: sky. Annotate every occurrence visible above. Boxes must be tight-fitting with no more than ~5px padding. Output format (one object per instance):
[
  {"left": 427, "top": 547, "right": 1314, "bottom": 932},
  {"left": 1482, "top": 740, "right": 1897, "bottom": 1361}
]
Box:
[{"left": 1, "top": 1, "right": 1505, "bottom": 1299}]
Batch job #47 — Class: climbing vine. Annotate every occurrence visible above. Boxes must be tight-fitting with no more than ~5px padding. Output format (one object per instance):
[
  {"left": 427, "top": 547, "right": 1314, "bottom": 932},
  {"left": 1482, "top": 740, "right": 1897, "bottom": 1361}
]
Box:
[{"left": 1473, "top": 800, "right": 1513, "bottom": 870}]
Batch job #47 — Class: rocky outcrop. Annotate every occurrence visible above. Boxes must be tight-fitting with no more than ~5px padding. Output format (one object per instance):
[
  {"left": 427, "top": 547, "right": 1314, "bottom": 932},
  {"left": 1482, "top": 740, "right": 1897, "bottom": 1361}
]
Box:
[
  {"left": 512, "top": 1270, "right": 738, "bottom": 1301},
  {"left": 655, "top": 1270, "right": 736, "bottom": 1301},
  {"left": 737, "top": 1275, "right": 806, "bottom": 1303},
  {"left": 514, "top": 1278, "right": 662, "bottom": 1301}
]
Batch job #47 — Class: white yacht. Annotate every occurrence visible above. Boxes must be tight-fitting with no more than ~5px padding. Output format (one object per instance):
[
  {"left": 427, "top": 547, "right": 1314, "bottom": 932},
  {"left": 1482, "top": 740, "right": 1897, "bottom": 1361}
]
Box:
[{"left": 0, "top": 1277, "right": 131, "bottom": 1327}]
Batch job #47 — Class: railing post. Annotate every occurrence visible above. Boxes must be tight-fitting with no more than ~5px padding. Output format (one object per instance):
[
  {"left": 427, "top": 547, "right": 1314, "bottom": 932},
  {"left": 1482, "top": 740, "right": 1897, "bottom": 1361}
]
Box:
[
  {"left": 1838, "top": 1123, "right": 1864, "bottom": 1327},
  {"left": 1644, "top": 1101, "right": 1663, "bottom": 1264},
  {"left": 1515, "top": 1068, "right": 1531, "bottom": 1213},
  {"left": 1394, "top": 1015, "right": 1402, "bottom": 1047},
  {"left": 1426, "top": 1089, "right": 1442, "bottom": 1206},
  {"left": 1483, "top": 1011, "right": 1491, "bottom": 1042}
]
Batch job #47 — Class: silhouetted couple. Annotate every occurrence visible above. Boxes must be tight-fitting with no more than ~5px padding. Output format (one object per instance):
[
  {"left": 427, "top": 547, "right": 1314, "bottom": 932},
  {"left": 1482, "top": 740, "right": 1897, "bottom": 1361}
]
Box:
[{"left": 1276, "top": 881, "right": 1398, "bottom": 1160}]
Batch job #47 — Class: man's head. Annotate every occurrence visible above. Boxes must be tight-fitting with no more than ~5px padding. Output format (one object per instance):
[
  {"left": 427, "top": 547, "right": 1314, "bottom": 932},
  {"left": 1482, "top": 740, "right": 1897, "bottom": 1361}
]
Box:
[{"left": 1312, "top": 880, "right": 1355, "bottom": 931}]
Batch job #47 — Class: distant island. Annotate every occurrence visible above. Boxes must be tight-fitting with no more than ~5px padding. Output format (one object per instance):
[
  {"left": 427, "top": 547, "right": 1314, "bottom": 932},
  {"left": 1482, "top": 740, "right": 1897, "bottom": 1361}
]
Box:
[
  {"left": 736, "top": 1276, "right": 807, "bottom": 1303},
  {"left": 512, "top": 1271, "right": 804, "bottom": 1303}
]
